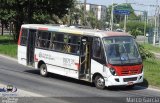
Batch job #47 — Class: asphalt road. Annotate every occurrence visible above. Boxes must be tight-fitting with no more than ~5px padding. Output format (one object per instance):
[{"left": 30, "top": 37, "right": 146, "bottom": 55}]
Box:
[{"left": 0, "top": 55, "right": 160, "bottom": 103}]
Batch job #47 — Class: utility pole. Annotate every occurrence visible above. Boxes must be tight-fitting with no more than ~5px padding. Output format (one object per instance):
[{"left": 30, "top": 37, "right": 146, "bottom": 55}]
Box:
[
  {"left": 144, "top": 11, "right": 147, "bottom": 43},
  {"left": 153, "top": 0, "right": 158, "bottom": 46},
  {"left": 123, "top": 0, "right": 128, "bottom": 32},
  {"left": 124, "top": 15, "right": 127, "bottom": 32},
  {"left": 158, "top": 5, "right": 160, "bottom": 46},
  {"left": 128, "top": 2, "right": 160, "bottom": 45},
  {"left": 83, "top": 0, "right": 86, "bottom": 26},
  {"left": 110, "top": 0, "right": 114, "bottom": 31}
]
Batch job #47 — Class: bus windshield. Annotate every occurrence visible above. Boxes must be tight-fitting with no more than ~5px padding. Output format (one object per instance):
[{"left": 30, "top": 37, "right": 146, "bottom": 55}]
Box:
[{"left": 103, "top": 36, "right": 142, "bottom": 65}]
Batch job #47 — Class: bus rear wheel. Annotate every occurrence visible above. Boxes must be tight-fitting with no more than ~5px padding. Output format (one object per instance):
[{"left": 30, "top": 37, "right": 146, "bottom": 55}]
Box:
[
  {"left": 40, "top": 64, "right": 48, "bottom": 77},
  {"left": 94, "top": 75, "right": 105, "bottom": 89}
]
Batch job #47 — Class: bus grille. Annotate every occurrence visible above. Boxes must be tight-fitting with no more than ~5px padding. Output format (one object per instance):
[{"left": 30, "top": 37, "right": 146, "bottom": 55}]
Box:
[
  {"left": 121, "top": 69, "right": 139, "bottom": 76},
  {"left": 123, "top": 77, "right": 137, "bottom": 82}
]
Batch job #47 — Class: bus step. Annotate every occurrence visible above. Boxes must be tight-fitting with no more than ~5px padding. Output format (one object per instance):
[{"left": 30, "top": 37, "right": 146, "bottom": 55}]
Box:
[
  {"left": 79, "top": 74, "right": 90, "bottom": 79},
  {"left": 80, "top": 78, "right": 89, "bottom": 82}
]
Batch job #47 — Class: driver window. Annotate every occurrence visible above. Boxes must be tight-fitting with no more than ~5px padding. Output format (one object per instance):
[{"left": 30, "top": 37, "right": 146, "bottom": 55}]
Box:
[{"left": 93, "top": 37, "right": 101, "bottom": 58}]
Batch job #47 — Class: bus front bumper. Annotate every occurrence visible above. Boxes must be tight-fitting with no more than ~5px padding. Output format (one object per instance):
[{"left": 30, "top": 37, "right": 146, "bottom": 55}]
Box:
[{"left": 104, "top": 73, "right": 143, "bottom": 87}]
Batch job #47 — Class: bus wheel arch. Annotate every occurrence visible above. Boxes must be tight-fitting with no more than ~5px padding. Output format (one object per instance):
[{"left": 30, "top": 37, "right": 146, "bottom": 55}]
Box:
[
  {"left": 38, "top": 61, "right": 48, "bottom": 77},
  {"left": 92, "top": 73, "right": 105, "bottom": 89},
  {"left": 38, "top": 60, "right": 45, "bottom": 69}
]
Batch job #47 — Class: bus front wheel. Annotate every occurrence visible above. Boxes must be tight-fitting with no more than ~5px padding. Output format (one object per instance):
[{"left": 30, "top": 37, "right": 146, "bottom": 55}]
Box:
[
  {"left": 94, "top": 75, "right": 105, "bottom": 89},
  {"left": 40, "top": 64, "right": 48, "bottom": 77}
]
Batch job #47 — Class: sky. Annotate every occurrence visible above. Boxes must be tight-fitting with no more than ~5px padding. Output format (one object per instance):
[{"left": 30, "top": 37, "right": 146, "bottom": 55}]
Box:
[{"left": 79, "top": 0, "right": 160, "bottom": 16}]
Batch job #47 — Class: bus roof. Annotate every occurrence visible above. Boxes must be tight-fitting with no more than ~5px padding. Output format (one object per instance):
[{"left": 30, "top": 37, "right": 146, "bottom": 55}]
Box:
[{"left": 21, "top": 24, "right": 132, "bottom": 38}]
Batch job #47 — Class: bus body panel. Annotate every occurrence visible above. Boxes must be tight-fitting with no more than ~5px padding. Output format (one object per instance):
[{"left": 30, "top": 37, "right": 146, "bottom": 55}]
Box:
[
  {"left": 34, "top": 49, "right": 79, "bottom": 79},
  {"left": 91, "top": 60, "right": 107, "bottom": 78},
  {"left": 104, "top": 73, "right": 143, "bottom": 86},
  {"left": 18, "top": 45, "right": 27, "bottom": 66}
]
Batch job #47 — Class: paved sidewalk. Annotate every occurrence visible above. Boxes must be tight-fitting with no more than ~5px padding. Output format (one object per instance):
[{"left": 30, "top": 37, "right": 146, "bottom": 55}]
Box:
[{"left": 152, "top": 52, "right": 160, "bottom": 59}]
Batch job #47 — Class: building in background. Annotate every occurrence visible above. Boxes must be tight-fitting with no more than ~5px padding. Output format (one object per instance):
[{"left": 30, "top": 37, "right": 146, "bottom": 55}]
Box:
[{"left": 78, "top": 3, "right": 107, "bottom": 20}]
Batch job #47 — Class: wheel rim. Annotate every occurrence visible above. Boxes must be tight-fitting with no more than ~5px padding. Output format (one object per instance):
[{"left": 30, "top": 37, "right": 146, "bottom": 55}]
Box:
[
  {"left": 97, "top": 77, "right": 104, "bottom": 87},
  {"left": 41, "top": 66, "right": 46, "bottom": 75}
]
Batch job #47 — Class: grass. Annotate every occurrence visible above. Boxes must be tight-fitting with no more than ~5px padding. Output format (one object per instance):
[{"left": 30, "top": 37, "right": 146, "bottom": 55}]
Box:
[
  {"left": 141, "top": 43, "right": 160, "bottom": 53},
  {"left": 143, "top": 58, "right": 160, "bottom": 88},
  {"left": 0, "top": 35, "right": 17, "bottom": 58},
  {"left": 0, "top": 35, "right": 160, "bottom": 88}
]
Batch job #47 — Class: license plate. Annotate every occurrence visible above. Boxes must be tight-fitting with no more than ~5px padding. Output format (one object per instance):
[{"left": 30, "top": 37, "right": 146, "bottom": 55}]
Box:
[{"left": 127, "top": 81, "right": 133, "bottom": 85}]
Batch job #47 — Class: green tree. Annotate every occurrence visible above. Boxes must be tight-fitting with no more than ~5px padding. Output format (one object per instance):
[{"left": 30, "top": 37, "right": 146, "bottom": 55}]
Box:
[
  {"left": 138, "top": 44, "right": 154, "bottom": 60},
  {"left": 120, "top": 21, "right": 151, "bottom": 36},
  {"left": 0, "top": 0, "right": 75, "bottom": 41},
  {"left": 129, "top": 28, "right": 142, "bottom": 38},
  {"left": 0, "top": 1, "right": 16, "bottom": 35},
  {"left": 106, "top": 3, "right": 141, "bottom": 30}
]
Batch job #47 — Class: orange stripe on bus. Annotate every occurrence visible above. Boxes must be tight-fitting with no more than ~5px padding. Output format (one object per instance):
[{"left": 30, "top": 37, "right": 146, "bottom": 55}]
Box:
[{"left": 18, "top": 28, "right": 22, "bottom": 45}]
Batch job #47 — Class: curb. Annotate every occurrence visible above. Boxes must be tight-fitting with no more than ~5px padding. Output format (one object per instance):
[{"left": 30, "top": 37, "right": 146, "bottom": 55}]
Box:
[
  {"left": 148, "top": 85, "right": 160, "bottom": 92},
  {"left": 0, "top": 54, "right": 17, "bottom": 62}
]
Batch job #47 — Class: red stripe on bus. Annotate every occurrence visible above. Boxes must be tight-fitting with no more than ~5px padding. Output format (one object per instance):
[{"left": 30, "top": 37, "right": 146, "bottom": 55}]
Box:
[
  {"left": 107, "top": 64, "right": 143, "bottom": 76},
  {"left": 18, "top": 28, "right": 22, "bottom": 45},
  {"left": 34, "top": 55, "right": 38, "bottom": 62},
  {"left": 38, "top": 27, "right": 48, "bottom": 31},
  {"left": 75, "top": 63, "right": 80, "bottom": 70},
  {"left": 110, "top": 64, "right": 143, "bottom": 76}
]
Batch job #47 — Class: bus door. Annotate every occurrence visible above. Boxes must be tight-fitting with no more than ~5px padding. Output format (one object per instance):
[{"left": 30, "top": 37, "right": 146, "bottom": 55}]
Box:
[
  {"left": 79, "top": 36, "right": 92, "bottom": 81},
  {"left": 27, "top": 29, "right": 36, "bottom": 66}
]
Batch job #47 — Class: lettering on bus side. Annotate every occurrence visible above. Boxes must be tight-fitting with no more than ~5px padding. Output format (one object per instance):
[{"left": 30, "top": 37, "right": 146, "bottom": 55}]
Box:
[
  {"left": 39, "top": 52, "right": 55, "bottom": 61},
  {"left": 63, "top": 58, "right": 75, "bottom": 67}
]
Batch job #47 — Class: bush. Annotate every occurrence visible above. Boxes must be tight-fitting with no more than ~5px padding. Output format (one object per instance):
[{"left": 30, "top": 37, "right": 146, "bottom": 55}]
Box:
[
  {"left": 138, "top": 44, "right": 155, "bottom": 60},
  {"left": 129, "top": 28, "right": 142, "bottom": 38}
]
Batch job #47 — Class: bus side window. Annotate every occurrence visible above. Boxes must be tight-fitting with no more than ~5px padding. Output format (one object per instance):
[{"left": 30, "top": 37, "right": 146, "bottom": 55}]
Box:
[
  {"left": 68, "top": 35, "right": 80, "bottom": 54},
  {"left": 54, "top": 33, "right": 64, "bottom": 51},
  {"left": 20, "top": 28, "right": 28, "bottom": 46},
  {"left": 36, "top": 31, "right": 51, "bottom": 49},
  {"left": 93, "top": 38, "right": 101, "bottom": 58},
  {"left": 46, "top": 32, "right": 51, "bottom": 49},
  {"left": 50, "top": 32, "right": 55, "bottom": 50},
  {"left": 63, "top": 34, "right": 70, "bottom": 53}
]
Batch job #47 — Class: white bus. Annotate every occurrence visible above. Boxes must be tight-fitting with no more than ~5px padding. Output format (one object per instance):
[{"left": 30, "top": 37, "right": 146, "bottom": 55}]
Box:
[{"left": 18, "top": 24, "right": 143, "bottom": 89}]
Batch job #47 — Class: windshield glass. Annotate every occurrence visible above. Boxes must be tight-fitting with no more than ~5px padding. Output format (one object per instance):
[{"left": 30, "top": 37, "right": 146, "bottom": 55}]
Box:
[{"left": 103, "top": 36, "right": 142, "bottom": 65}]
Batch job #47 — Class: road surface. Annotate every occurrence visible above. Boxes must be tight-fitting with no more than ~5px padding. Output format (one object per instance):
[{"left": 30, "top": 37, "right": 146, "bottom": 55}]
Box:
[{"left": 0, "top": 55, "right": 160, "bottom": 103}]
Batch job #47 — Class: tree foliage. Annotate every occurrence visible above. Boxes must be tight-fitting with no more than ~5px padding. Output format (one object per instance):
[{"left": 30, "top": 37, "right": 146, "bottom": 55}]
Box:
[
  {"left": 0, "top": 0, "right": 75, "bottom": 41},
  {"left": 120, "top": 21, "right": 151, "bottom": 36},
  {"left": 68, "top": 3, "right": 105, "bottom": 29},
  {"left": 129, "top": 28, "right": 142, "bottom": 38},
  {"left": 138, "top": 44, "right": 155, "bottom": 60}
]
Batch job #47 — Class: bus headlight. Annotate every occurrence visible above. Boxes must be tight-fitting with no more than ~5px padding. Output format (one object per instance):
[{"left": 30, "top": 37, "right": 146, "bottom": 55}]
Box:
[{"left": 109, "top": 68, "right": 116, "bottom": 76}]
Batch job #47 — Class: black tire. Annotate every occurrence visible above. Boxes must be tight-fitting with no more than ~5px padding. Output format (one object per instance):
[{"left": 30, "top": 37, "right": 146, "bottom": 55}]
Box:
[
  {"left": 94, "top": 75, "right": 105, "bottom": 89},
  {"left": 40, "top": 64, "right": 48, "bottom": 77}
]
